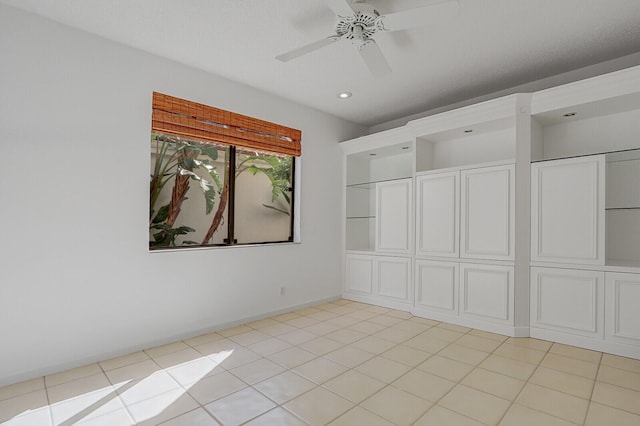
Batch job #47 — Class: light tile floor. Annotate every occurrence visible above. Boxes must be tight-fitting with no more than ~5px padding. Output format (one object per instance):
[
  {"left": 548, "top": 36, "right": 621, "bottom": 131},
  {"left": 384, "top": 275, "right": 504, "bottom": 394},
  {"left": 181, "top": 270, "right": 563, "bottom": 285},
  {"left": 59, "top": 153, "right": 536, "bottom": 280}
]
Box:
[{"left": 1, "top": 299, "right": 639, "bottom": 425}]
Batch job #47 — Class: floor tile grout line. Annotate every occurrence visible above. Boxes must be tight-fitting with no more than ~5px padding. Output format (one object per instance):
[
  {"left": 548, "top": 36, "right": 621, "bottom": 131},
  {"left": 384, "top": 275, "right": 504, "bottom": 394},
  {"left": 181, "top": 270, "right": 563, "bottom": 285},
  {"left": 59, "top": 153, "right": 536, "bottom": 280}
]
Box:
[
  {"left": 580, "top": 351, "right": 604, "bottom": 426},
  {"left": 493, "top": 337, "right": 554, "bottom": 425}
]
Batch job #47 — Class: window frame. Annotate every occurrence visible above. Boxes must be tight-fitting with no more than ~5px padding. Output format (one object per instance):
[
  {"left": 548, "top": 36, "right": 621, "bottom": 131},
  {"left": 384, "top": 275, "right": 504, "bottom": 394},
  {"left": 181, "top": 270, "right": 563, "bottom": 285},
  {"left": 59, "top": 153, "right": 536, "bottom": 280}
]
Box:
[
  {"left": 149, "top": 135, "right": 298, "bottom": 251},
  {"left": 224, "top": 145, "right": 297, "bottom": 246},
  {"left": 149, "top": 92, "right": 301, "bottom": 251}
]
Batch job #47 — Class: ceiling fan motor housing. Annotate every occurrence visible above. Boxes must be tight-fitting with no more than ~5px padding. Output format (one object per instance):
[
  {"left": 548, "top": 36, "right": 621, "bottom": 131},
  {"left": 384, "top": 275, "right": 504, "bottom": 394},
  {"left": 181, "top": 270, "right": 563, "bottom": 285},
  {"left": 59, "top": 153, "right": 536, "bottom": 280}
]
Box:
[{"left": 335, "top": 3, "right": 381, "bottom": 45}]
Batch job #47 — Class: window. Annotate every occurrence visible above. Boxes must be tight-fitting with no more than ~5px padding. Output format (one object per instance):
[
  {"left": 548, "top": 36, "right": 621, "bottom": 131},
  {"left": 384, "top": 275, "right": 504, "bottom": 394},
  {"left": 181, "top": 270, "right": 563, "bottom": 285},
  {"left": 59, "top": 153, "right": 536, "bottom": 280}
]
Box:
[{"left": 149, "top": 93, "right": 300, "bottom": 250}]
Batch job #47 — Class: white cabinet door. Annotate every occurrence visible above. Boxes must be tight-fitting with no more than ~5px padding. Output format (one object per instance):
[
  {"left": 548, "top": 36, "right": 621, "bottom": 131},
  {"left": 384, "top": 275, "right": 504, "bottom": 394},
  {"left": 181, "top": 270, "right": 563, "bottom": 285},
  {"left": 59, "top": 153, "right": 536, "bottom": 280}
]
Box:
[
  {"left": 531, "top": 156, "right": 605, "bottom": 264},
  {"left": 415, "top": 259, "right": 458, "bottom": 314},
  {"left": 345, "top": 254, "right": 373, "bottom": 295},
  {"left": 376, "top": 256, "right": 412, "bottom": 303},
  {"left": 415, "top": 172, "right": 459, "bottom": 258},
  {"left": 460, "top": 263, "right": 514, "bottom": 325},
  {"left": 605, "top": 272, "right": 640, "bottom": 347},
  {"left": 376, "top": 179, "right": 413, "bottom": 254},
  {"left": 460, "top": 164, "right": 515, "bottom": 260},
  {"left": 530, "top": 267, "right": 604, "bottom": 338}
]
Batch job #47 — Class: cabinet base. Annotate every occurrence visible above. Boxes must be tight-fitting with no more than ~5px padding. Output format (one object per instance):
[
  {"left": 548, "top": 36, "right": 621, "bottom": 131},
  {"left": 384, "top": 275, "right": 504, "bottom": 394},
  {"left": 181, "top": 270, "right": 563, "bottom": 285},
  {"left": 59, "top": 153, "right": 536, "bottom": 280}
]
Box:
[{"left": 530, "top": 327, "right": 640, "bottom": 360}]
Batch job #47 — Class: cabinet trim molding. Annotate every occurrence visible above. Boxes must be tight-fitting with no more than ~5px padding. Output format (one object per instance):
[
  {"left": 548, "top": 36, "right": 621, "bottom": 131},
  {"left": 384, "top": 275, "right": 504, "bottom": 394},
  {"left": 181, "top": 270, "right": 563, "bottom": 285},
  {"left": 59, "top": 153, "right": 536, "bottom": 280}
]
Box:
[
  {"left": 531, "top": 155, "right": 605, "bottom": 265},
  {"left": 530, "top": 267, "right": 604, "bottom": 338},
  {"left": 375, "top": 179, "right": 414, "bottom": 254},
  {"left": 415, "top": 172, "right": 459, "bottom": 258},
  {"left": 460, "top": 164, "right": 515, "bottom": 260},
  {"left": 605, "top": 272, "right": 640, "bottom": 346},
  {"left": 460, "top": 263, "right": 514, "bottom": 324}
]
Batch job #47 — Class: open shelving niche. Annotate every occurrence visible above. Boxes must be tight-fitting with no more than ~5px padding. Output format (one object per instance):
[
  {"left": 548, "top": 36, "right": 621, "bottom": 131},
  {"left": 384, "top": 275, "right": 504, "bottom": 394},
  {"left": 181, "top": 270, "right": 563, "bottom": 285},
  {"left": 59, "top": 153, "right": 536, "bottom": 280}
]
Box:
[
  {"left": 530, "top": 67, "right": 640, "bottom": 271},
  {"left": 413, "top": 114, "right": 516, "bottom": 174},
  {"left": 345, "top": 137, "right": 414, "bottom": 253}
]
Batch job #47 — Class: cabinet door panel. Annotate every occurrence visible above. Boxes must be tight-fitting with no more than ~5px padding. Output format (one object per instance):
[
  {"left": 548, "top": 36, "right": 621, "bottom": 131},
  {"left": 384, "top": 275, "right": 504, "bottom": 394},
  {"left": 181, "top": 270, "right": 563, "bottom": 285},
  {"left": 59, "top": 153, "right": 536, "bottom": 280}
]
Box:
[
  {"left": 460, "top": 263, "right": 513, "bottom": 325},
  {"left": 531, "top": 156, "right": 605, "bottom": 264},
  {"left": 416, "top": 172, "right": 459, "bottom": 257},
  {"left": 415, "top": 259, "right": 458, "bottom": 314},
  {"left": 606, "top": 272, "right": 640, "bottom": 346},
  {"left": 376, "top": 179, "right": 413, "bottom": 254},
  {"left": 461, "top": 164, "right": 514, "bottom": 260},
  {"left": 345, "top": 255, "right": 373, "bottom": 295},
  {"left": 377, "top": 257, "right": 412, "bottom": 302},
  {"left": 530, "top": 267, "right": 604, "bottom": 337}
]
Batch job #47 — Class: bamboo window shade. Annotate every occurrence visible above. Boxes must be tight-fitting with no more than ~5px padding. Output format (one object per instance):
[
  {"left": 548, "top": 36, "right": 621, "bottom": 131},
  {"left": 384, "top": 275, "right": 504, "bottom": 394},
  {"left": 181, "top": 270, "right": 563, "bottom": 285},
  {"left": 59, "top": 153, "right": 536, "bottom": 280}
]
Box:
[{"left": 151, "top": 92, "right": 302, "bottom": 156}]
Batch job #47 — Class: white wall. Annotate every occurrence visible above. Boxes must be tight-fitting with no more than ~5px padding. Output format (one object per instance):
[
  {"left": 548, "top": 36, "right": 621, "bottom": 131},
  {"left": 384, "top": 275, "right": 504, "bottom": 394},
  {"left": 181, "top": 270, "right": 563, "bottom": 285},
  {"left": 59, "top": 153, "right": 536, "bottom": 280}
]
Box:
[{"left": 0, "top": 4, "right": 365, "bottom": 386}]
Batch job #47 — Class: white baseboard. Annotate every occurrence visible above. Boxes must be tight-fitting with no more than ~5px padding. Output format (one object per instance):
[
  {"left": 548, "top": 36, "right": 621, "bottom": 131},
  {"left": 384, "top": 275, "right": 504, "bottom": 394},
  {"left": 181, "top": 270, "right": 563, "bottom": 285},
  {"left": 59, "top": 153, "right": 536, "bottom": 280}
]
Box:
[{"left": 0, "top": 295, "right": 339, "bottom": 387}]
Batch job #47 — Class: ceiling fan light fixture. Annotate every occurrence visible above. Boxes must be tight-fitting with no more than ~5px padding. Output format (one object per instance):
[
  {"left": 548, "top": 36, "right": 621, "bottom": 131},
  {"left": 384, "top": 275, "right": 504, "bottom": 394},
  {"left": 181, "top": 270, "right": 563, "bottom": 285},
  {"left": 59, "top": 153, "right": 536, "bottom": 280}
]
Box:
[{"left": 337, "top": 91, "right": 352, "bottom": 99}]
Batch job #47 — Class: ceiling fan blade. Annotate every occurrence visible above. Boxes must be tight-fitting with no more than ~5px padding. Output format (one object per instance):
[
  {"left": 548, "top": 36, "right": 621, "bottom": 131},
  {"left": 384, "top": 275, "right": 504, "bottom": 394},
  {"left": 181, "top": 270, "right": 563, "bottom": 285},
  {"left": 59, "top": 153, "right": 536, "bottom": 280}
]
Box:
[
  {"left": 324, "top": 0, "right": 355, "bottom": 17},
  {"left": 359, "top": 40, "right": 391, "bottom": 78},
  {"left": 381, "top": 1, "right": 459, "bottom": 31},
  {"left": 276, "top": 36, "right": 341, "bottom": 62}
]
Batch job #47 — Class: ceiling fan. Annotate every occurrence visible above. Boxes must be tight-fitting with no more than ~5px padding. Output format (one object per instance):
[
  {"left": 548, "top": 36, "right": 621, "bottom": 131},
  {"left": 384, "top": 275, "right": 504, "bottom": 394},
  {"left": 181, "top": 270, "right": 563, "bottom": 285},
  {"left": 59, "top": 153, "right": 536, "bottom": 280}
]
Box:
[{"left": 276, "top": 0, "right": 459, "bottom": 78}]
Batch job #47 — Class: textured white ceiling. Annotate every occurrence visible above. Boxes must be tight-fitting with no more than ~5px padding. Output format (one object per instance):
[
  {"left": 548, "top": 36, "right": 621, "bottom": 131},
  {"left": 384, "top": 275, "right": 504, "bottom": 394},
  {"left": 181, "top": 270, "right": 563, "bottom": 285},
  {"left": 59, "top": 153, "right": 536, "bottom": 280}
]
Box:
[{"left": 2, "top": 0, "right": 640, "bottom": 127}]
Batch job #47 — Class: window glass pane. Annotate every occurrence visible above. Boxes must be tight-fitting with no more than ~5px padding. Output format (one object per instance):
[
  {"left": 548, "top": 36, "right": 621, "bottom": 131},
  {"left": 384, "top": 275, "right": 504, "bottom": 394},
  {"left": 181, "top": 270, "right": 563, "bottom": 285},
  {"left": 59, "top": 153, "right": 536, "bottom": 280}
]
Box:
[
  {"left": 234, "top": 149, "right": 293, "bottom": 244},
  {"left": 150, "top": 134, "right": 229, "bottom": 248}
]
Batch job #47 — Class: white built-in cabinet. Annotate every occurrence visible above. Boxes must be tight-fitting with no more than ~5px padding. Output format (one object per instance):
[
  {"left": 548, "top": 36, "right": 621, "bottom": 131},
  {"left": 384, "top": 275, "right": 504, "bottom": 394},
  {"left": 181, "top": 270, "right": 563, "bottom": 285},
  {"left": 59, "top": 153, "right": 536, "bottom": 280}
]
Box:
[
  {"left": 375, "top": 179, "right": 413, "bottom": 254},
  {"left": 460, "top": 263, "right": 514, "bottom": 326},
  {"left": 531, "top": 156, "right": 605, "bottom": 265},
  {"left": 345, "top": 253, "right": 412, "bottom": 310},
  {"left": 460, "top": 164, "right": 515, "bottom": 260},
  {"left": 343, "top": 139, "right": 415, "bottom": 310},
  {"left": 342, "top": 65, "right": 640, "bottom": 359},
  {"left": 605, "top": 272, "right": 640, "bottom": 347},
  {"left": 415, "top": 172, "right": 459, "bottom": 257},
  {"left": 417, "top": 163, "right": 515, "bottom": 260},
  {"left": 414, "top": 162, "right": 516, "bottom": 331},
  {"left": 528, "top": 66, "right": 640, "bottom": 358},
  {"left": 530, "top": 267, "right": 604, "bottom": 338},
  {"left": 415, "top": 259, "right": 458, "bottom": 315}
]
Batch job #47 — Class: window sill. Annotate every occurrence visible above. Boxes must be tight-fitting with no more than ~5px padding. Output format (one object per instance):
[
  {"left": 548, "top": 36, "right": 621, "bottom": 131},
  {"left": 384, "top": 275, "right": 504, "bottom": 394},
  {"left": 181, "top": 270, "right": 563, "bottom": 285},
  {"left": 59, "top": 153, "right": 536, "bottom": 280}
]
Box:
[{"left": 149, "top": 241, "right": 301, "bottom": 253}]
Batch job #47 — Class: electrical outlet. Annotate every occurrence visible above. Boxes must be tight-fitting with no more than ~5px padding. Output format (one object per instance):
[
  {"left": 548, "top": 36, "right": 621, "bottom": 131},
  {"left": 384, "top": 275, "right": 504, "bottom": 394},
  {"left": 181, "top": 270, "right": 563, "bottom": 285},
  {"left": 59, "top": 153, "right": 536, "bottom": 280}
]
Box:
[{"left": 279, "top": 286, "right": 286, "bottom": 296}]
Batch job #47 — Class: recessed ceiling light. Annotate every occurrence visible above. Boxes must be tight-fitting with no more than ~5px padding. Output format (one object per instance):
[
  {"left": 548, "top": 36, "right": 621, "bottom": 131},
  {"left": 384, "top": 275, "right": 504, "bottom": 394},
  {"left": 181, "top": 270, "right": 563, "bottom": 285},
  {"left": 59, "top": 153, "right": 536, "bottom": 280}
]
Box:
[
  {"left": 464, "top": 129, "right": 473, "bottom": 133},
  {"left": 563, "top": 112, "right": 577, "bottom": 117},
  {"left": 337, "top": 91, "right": 352, "bottom": 99}
]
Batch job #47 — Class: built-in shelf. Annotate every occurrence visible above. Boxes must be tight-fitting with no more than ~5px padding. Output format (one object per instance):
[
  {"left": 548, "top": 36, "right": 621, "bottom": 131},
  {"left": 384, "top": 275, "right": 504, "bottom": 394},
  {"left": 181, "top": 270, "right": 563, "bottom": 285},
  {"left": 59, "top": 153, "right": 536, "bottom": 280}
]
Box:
[
  {"left": 346, "top": 176, "right": 412, "bottom": 188},
  {"left": 531, "top": 147, "right": 640, "bottom": 163},
  {"left": 606, "top": 207, "right": 640, "bottom": 210},
  {"left": 606, "top": 260, "right": 640, "bottom": 270}
]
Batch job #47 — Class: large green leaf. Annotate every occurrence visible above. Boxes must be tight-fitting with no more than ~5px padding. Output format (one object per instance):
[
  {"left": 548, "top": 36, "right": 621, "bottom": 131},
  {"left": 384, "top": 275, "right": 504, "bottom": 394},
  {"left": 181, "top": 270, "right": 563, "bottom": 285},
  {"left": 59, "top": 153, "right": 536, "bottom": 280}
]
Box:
[
  {"left": 202, "top": 146, "right": 219, "bottom": 161},
  {"left": 202, "top": 182, "right": 217, "bottom": 215},
  {"left": 182, "top": 158, "right": 197, "bottom": 169},
  {"left": 151, "top": 204, "right": 169, "bottom": 224},
  {"left": 177, "top": 168, "right": 218, "bottom": 215},
  {"left": 210, "top": 168, "right": 223, "bottom": 191}
]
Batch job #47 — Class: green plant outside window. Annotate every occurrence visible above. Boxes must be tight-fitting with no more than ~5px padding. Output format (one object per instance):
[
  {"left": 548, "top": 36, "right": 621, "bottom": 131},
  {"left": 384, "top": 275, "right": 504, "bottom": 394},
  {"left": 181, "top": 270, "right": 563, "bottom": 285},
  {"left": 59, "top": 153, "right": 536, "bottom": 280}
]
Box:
[{"left": 149, "top": 133, "right": 294, "bottom": 249}]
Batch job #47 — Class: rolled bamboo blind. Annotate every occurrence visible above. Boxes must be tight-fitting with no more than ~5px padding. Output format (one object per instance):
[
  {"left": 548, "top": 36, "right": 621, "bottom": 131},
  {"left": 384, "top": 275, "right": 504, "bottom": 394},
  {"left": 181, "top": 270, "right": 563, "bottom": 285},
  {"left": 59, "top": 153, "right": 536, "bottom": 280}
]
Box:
[{"left": 151, "top": 92, "right": 302, "bottom": 156}]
